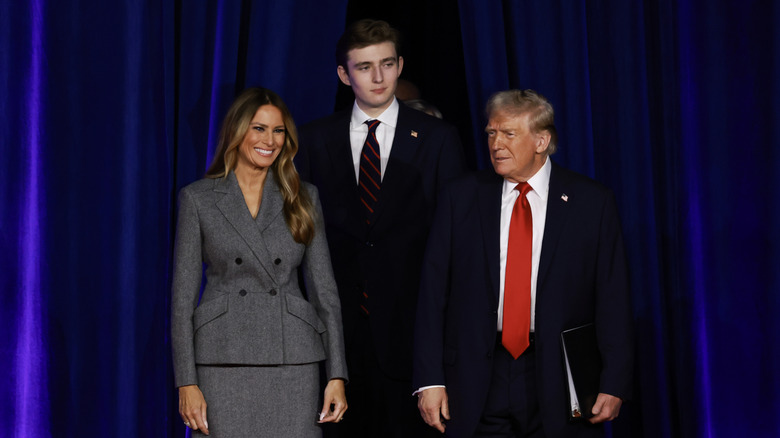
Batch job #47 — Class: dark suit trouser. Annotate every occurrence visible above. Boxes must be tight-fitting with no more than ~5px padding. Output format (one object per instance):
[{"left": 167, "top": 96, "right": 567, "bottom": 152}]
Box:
[
  {"left": 474, "top": 337, "right": 545, "bottom": 438},
  {"left": 324, "top": 314, "right": 438, "bottom": 438}
]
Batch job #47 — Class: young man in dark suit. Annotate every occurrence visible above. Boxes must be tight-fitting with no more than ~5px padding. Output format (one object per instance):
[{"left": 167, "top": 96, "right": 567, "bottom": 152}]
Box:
[
  {"left": 296, "top": 19, "right": 466, "bottom": 438},
  {"left": 414, "top": 89, "right": 633, "bottom": 437}
]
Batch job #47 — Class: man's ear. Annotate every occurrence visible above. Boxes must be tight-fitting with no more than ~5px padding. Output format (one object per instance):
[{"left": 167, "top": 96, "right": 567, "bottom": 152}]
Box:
[
  {"left": 337, "top": 66, "right": 351, "bottom": 87},
  {"left": 397, "top": 56, "right": 404, "bottom": 77},
  {"left": 536, "top": 131, "right": 552, "bottom": 154}
]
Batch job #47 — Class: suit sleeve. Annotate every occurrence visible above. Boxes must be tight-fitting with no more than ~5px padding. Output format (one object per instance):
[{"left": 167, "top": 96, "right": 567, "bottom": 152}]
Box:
[
  {"left": 595, "top": 191, "right": 634, "bottom": 400},
  {"left": 301, "top": 186, "right": 348, "bottom": 381},
  {"left": 413, "top": 184, "right": 455, "bottom": 389},
  {"left": 170, "top": 187, "right": 203, "bottom": 387}
]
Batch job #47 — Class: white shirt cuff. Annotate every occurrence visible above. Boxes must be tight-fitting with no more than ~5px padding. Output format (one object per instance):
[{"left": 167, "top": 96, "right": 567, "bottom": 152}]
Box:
[{"left": 412, "top": 385, "right": 446, "bottom": 396}]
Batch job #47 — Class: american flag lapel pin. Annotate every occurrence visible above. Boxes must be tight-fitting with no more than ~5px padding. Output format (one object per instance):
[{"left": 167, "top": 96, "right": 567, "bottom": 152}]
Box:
[
  {"left": 561, "top": 194, "right": 568, "bottom": 202},
  {"left": 411, "top": 130, "right": 418, "bottom": 138}
]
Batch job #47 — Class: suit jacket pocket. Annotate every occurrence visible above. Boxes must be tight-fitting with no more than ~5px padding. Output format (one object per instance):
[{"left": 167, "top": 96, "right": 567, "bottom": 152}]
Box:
[
  {"left": 193, "top": 293, "right": 228, "bottom": 331},
  {"left": 285, "top": 294, "right": 326, "bottom": 333}
]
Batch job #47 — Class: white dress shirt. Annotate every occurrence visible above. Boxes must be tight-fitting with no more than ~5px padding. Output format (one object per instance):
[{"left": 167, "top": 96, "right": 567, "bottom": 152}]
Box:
[
  {"left": 415, "top": 158, "right": 552, "bottom": 396},
  {"left": 348, "top": 98, "right": 399, "bottom": 183},
  {"left": 497, "top": 157, "right": 551, "bottom": 332}
]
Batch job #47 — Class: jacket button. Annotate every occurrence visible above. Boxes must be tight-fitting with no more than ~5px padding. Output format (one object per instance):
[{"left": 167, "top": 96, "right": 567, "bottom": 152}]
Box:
[
  {"left": 486, "top": 351, "right": 493, "bottom": 359},
  {"left": 269, "top": 289, "right": 277, "bottom": 296},
  {"left": 239, "top": 289, "right": 247, "bottom": 296},
  {"left": 365, "top": 241, "right": 374, "bottom": 247},
  {"left": 274, "top": 258, "right": 281, "bottom": 265},
  {"left": 235, "top": 257, "right": 242, "bottom": 265}
]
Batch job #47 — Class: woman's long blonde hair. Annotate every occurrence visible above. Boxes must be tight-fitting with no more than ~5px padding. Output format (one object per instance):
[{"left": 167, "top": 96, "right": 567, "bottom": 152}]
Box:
[{"left": 205, "top": 87, "right": 315, "bottom": 244}]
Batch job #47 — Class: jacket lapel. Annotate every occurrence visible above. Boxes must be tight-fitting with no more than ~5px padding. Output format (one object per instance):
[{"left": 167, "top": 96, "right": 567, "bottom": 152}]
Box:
[
  {"left": 326, "top": 112, "right": 368, "bottom": 238},
  {"left": 215, "top": 171, "right": 275, "bottom": 280},
  {"left": 370, "top": 104, "right": 421, "bottom": 230},
  {"left": 537, "top": 162, "right": 570, "bottom": 286},
  {"left": 478, "top": 172, "right": 504, "bottom": 307},
  {"left": 384, "top": 104, "right": 419, "bottom": 170},
  {"left": 326, "top": 113, "right": 360, "bottom": 196},
  {"left": 255, "top": 171, "right": 284, "bottom": 233}
]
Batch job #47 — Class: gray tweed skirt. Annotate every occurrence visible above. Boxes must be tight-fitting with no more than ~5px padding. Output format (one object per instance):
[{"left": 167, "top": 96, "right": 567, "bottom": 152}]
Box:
[{"left": 193, "top": 363, "right": 321, "bottom": 437}]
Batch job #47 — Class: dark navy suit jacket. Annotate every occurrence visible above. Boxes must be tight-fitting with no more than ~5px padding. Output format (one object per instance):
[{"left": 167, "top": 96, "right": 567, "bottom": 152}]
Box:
[
  {"left": 413, "top": 163, "right": 633, "bottom": 437},
  {"left": 296, "top": 102, "right": 465, "bottom": 380}
]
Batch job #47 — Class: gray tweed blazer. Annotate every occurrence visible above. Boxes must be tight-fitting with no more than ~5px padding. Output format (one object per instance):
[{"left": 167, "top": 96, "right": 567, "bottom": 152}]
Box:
[{"left": 171, "top": 169, "right": 347, "bottom": 387}]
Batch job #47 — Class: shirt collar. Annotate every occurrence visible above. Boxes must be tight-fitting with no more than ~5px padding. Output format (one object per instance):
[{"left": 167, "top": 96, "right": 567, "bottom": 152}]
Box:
[
  {"left": 502, "top": 156, "right": 551, "bottom": 202},
  {"left": 350, "top": 98, "right": 400, "bottom": 129}
]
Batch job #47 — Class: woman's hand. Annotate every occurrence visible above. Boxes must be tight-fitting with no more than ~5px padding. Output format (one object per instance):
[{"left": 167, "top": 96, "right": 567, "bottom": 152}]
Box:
[
  {"left": 179, "top": 384, "right": 210, "bottom": 435},
  {"left": 318, "top": 378, "right": 348, "bottom": 423}
]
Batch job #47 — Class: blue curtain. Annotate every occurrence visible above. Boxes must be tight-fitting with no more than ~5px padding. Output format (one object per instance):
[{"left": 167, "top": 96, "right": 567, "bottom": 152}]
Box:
[
  {"left": 457, "top": 0, "right": 780, "bottom": 436},
  {"left": 1, "top": 1, "right": 347, "bottom": 436},
  {"left": 4, "top": 0, "right": 779, "bottom": 436}
]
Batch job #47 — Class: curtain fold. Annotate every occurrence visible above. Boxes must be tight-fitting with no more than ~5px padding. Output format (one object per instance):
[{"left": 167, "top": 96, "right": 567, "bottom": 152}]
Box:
[{"left": 2, "top": 1, "right": 51, "bottom": 437}]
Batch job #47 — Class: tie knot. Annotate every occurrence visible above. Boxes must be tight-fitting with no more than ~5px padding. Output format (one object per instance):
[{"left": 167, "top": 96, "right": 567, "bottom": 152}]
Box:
[
  {"left": 515, "top": 182, "right": 532, "bottom": 197},
  {"left": 365, "top": 119, "right": 380, "bottom": 132}
]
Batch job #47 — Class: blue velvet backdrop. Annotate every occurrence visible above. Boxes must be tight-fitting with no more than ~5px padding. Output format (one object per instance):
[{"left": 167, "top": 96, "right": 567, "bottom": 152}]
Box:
[{"left": 2, "top": 0, "right": 778, "bottom": 437}]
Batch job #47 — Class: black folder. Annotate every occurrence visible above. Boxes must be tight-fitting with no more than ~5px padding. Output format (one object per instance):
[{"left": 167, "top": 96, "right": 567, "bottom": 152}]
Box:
[{"left": 560, "top": 323, "right": 602, "bottom": 421}]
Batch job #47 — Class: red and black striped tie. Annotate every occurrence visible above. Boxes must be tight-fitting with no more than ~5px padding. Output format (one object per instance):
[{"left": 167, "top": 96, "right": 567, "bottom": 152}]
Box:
[{"left": 358, "top": 120, "right": 382, "bottom": 224}]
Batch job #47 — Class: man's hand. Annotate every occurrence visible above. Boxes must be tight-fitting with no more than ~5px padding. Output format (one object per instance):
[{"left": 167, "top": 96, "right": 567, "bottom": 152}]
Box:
[
  {"left": 588, "top": 393, "right": 622, "bottom": 424},
  {"left": 417, "top": 387, "right": 450, "bottom": 433}
]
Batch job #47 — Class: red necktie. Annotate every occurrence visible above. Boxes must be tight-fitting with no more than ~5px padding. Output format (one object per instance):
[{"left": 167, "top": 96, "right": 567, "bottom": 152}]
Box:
[
  {"left": 502, "top": 182, "right": 533, "bottom": 359},
  {"left": 358, "top": 120, "right": 381, "bottom": 225}
]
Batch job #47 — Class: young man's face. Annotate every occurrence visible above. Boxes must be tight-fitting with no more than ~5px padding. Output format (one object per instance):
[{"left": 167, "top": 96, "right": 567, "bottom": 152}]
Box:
[{"left": 337, "top": 41, "right": 404, "bottom": 118}]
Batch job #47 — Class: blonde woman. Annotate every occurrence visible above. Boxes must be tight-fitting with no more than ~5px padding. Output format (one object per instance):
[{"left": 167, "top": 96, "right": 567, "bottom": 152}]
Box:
[{"left": 171, "top": 88, "right": 347, "bottom": 436}]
